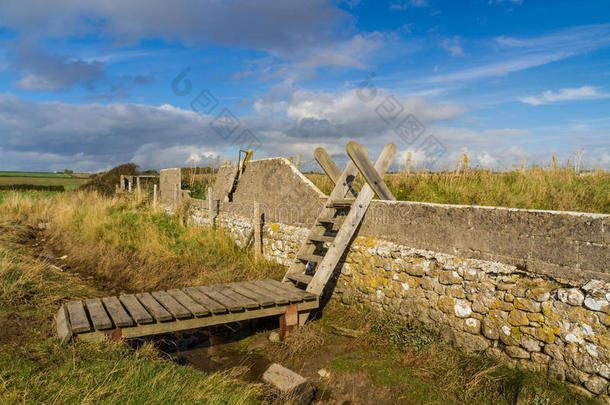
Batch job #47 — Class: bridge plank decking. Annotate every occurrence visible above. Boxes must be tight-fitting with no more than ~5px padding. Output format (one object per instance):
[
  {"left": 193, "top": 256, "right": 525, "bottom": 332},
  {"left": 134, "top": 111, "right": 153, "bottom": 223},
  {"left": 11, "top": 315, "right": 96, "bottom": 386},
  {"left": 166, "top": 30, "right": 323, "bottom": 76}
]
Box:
[{"left": 56, "top": 279, "right": 319, "bottom": 343}]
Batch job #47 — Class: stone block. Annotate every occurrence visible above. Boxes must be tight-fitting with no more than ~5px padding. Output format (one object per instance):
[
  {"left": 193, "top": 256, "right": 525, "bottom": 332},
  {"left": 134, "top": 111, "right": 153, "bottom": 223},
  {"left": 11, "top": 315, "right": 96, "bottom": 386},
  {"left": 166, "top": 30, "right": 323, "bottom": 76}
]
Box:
[
  {"left": 505, "top": 345, "right": 530, "bottom": 359},
  {"left": 262, "top": 363, "right": 315, "bottom": 404}
]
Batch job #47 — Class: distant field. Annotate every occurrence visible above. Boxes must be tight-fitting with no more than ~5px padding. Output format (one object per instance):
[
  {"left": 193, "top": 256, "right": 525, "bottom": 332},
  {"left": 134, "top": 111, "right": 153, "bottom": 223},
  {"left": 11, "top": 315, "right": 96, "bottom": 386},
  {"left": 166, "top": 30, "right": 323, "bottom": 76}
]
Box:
[
  {"left": 0, "top": 171, "right": 71, "bottom": 178},
  {"left": 0, "top": 176, "right": 87, "bottom": 190}
]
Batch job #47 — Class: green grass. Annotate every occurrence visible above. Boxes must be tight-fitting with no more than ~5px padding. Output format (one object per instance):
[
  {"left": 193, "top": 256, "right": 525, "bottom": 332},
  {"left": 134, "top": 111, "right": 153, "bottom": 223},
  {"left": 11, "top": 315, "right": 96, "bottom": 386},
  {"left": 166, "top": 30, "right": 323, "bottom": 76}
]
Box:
[
  {"left": 0, "top": 176, "right": 87, "bottom": 190},
  {"left": 0, "top": 191, "right": 61, "bottom": 204},
  {"left": 312, "top": 305, "right": 600, "bottom": 405},
  {"left": 0, "top": 171, "right": 72, "bottom": 178},
  {"left": 305, "top": 168, "right": 610, "bottom": 214},
  {"left": 0, "top": 196, "right": 261, "bottom": 404}
]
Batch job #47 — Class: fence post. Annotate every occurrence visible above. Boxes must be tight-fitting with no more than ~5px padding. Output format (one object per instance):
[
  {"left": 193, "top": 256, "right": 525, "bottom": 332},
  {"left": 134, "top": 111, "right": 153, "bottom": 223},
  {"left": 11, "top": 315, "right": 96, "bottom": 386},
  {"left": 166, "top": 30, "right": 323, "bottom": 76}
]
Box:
[
  {"left": 136, "top": 177, "right": 141, "bottom": 193},
  {"left": 405, "top": 151, "right": 412, "bottom": 174},
  {"left": 295, "top": 154, "right": 301, "bottom": 171},
  {"left": 253, "top": 202, "right": 262, "bottom": 261},
  {"left": 153, "top": 184, "right": 157, "bottom": 208},
  {"left": 552, "top": 156, "right": 558, "bottom": 170},
  {"left": 208, "top": 187, "right": 214, "bottom": 227}
]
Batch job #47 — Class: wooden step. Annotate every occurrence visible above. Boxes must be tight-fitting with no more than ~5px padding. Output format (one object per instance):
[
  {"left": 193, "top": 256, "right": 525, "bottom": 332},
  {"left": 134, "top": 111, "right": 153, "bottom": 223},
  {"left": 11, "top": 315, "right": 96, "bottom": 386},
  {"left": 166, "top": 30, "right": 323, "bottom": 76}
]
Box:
[
  {"left": 286, "top": 273, "right": 313, "bottom": 285},
  {"left": 317, "top": 216, "right": 345, "bottom": 225},
  {"left": 308, "top": 234, "right": 336, "bottom": 243},
  {"left": 297, "top": 253, "right": 325, "bottom": 263},
  {"left": 327, "top": 198, "right": 355, "bottom": 208}
]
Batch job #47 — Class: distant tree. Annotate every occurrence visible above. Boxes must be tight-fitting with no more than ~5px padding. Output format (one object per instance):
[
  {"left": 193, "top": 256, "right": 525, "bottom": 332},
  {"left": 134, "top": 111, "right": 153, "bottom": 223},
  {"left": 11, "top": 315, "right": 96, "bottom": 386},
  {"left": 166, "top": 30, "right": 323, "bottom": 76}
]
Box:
[{"left": 63, "top": 169, "right": 74, "bottom": 175}]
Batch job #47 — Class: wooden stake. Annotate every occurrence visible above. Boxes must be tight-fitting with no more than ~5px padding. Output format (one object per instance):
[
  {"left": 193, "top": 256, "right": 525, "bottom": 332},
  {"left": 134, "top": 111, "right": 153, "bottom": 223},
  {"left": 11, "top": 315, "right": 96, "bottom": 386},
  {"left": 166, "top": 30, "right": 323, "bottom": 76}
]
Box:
[
  {"left": 208, "top": 187, "right": 214, "bottom": 227},
  {"left": 552, "top": 156, "right": 558, "bottom": 170},
  {"left": 136, "top": 177, "right": 141, "bottom": 193},
  {"left": 405, "top": 151, "right": 412, "bottom": 174},
  {"left": 463, "top": 153, "right": 468, "bottom": 174},
  {"left": 295, "top": 154, "right": 301, "bottom": 171},
  {"left": 253, "top": 202, "right": 262, "bottom": 260},
  {"left": 521, "top": 156, "right": 526, "bottom": 172},
  {"left": 153, "top": 184, "right": 157, "bottom": 208}
]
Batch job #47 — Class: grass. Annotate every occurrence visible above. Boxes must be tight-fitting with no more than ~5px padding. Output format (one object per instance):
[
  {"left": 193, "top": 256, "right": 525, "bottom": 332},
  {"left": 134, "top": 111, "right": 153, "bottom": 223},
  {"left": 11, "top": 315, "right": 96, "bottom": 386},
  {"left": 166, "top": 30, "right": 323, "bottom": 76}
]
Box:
[
  {"left": 284, "top": 304, "right": 600, "bottom": 405},
  {"left": 0, "top": 192, "right": 272, "bottom": 404},
  {"left": 305, "top": 168, "right": 610, "bottom": 214},
  {"left": 0, "top": 191, "right": 62, "bottom": 204},
  {"left": 0, "top": 171, "right": 72, "bottom": 178},
  {"left": 0, "top": 176, "right": 87, "bottom": 190}
]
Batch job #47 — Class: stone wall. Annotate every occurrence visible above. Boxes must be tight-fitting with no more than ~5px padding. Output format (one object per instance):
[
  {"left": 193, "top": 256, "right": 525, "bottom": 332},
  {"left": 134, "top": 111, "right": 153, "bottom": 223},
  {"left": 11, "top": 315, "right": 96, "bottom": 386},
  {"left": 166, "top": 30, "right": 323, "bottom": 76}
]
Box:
[
  {"left": 159, "top": 158, "right": 610, "bottom": 398},
  {"left": 190, "top": 208, "right": 610, "bottom": 399}
]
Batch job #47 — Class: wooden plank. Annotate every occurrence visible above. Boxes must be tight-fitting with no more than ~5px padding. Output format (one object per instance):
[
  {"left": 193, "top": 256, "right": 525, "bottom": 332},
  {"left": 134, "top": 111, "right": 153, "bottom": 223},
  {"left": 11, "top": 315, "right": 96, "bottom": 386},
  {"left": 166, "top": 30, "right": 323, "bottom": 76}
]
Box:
[
  {"left": 317, "top": 216, "right": 345, "bottom": 225},
  {"left": 136, "top": 292, "right": 173, "bottom": 322},
  {"left": 120, "top": 294, "right": 154, "bottom": 324},
  {"left": 210, "top": 284, "right": 259, "bottom": 309},
  {"left": 66, "top": 300, "right": 91, "bottom": 333},
  {"left": 183, "top": 287, "right": 228, "bottom": 314},
  {"left": 77, "top": 299, "right": 320, "bottom": 343},
  {"left": 308, "top": 234, "right": 335, "bottom": 243},
  {"left": 152, "top": 291, "right": 192, "bottom": 319},
  {"left": 197, "top": 286, "right": 244, "bottom": 312},
  {"left": 346, "top": 141, "right": 396, "bottom": 201},
  {"left": 227, "top": 282, "right": 276, "bottom": 307},
  {"left": 236, "top": 281, "right": 289, "bottom": 305},
  {"left": 101, "top": 296, "right": 134, "bottom": 328},
  {"left": 286, "top": 273, "right": 313, "bottom": 286},
  {"left": 327, "top": 198, "right": 355, "bottom": 208},
  {"left": 314, "top": 147, "right": 341, "bottom": 184},
  {"left": 265, "top": 279, "right": 317, "bottom": 301},
  {"left": 56, "top": 305, "right": 72, "bottom": 345},
  {"left": 253, "top": 280, "right": 303, "bottom": 303},
  {"left": 308, "top": 143, "right": 396, "bottom": 296},
  {"left": 297, "top": 253, "right": 325, "bottom": 263},
  {"left": 85, "top": 298, "right": 113, "bottom": 330},
  {"left": 167, "top": 289, "right": 210, "bottom": 317}
]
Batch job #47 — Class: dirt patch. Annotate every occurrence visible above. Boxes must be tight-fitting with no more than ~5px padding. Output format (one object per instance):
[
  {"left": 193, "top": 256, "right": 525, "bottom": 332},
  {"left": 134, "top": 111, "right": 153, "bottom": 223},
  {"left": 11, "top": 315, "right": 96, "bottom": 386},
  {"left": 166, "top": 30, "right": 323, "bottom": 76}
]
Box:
[{"left": 0, "top": 314, "right": 37, "bottom": 346}]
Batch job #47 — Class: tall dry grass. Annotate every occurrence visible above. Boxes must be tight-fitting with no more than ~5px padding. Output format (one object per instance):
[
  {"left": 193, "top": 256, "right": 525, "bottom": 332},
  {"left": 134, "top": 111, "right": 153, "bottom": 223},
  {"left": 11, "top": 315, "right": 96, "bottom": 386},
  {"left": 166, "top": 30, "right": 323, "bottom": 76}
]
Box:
[
  {"left": 306, "top": 168, "right": 610, "bottom": 213},
  {"left": 1, "top": 191, "right": 284, "bottom": 294}
]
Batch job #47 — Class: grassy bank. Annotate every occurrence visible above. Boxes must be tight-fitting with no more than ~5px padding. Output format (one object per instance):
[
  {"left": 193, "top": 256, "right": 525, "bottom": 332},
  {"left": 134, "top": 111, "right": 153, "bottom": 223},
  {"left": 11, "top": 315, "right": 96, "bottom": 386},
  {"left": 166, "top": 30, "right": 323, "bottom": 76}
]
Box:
[
  {"left": 1, "top": 191, "right": 284, "bottom": 293},
  {"left": 0, "top": 213, "right": 260, "bottom": 403},
  {"left": 306, "top": 168, "right": 610, "bottom": 213}
]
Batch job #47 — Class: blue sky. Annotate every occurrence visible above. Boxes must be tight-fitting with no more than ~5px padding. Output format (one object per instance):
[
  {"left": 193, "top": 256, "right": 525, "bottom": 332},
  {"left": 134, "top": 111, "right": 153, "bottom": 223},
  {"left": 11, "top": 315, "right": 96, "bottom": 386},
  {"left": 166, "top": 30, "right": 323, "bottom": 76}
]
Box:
[{"left": 0, "top": 0, "right": 609, "bottom": 171}]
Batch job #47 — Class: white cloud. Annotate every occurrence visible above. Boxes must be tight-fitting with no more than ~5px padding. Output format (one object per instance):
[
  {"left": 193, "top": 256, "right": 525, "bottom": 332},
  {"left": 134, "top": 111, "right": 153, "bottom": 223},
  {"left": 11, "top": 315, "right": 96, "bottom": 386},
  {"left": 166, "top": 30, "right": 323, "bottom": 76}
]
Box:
[
  {"left": 441, "top": 36, "right": 464, "bottom": 56},
  {"left": 390, "top": 0, "right": 429, "bottom": 10},
  {"left": 519, "top": 86, "right": 610, "bottom": 106},
  {"left": 482, "top": 128, "right": 530, "bottom": 136}
]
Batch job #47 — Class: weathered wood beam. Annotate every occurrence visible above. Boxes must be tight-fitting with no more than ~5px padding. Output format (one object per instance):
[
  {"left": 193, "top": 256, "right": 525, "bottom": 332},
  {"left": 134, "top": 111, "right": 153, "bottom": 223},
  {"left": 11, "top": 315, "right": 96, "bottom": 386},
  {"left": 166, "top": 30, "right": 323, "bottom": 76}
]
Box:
[{"left": 346, "top": 141, "right": 396, "bottom": 201}]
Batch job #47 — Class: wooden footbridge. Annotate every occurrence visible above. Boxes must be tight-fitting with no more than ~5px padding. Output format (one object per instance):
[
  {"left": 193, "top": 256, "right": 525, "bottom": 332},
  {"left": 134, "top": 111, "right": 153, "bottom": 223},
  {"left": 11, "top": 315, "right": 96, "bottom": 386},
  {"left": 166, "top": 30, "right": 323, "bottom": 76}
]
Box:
[{"left": 56, "top": 142, "right": 396, "bottom": 344}]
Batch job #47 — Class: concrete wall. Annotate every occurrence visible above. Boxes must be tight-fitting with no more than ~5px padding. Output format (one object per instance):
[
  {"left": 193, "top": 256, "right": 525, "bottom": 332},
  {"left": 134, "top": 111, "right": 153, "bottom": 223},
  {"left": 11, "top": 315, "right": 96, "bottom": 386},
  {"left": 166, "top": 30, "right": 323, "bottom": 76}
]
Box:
[{"left": 159, "top": 168, "right": 181, "bottom": 205}]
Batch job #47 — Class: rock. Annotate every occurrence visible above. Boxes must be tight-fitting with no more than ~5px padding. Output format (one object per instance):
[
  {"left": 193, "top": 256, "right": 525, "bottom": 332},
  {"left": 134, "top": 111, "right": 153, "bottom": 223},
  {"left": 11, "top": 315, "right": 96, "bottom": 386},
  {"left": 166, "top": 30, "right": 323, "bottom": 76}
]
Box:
[
  {"left": 547, "top": 361, "right": 566, "bottom": 382},
  {"left": 268, "top": 332, "right": 280, "bottom": 343},
  {"left": 454, "top": 331, "right": 489, "bottom": 352},
  {"left": 526, "top": 287, "right": 551, "bottom": 302},
  {"left": 558, "top": 288, "right": 585, "bottom": 306},
  {"left": 521, "top": 336, "right": 541, "bottom": 352},
  {"left": 482, "top": 320, "right": 499, "bottom": 340},
  {"left": 439, "top": 270, "right": 462, "bottom": 285},
  {"left": 514, "top": 297, "right": 541, "bottom": 313},
  {"left": 329, "top": 325, "right": 363, "bottom": 338},
  {"left": 584, "top": 376, "right": 608, "bottom": 395},
  {"left": 454, "top": 300, "right": 472, "bottom": 318},
  {"left": 317, "top": 368, "right": 330, "bottom": 379},
  {"left": 508, "top": 310, "right": 529, "bottom": 326},
  {"left": 464, "top": 318, "right": 481, "bottom": 334},
  {"left": 505, "top": 345, "right": 530, "bottom": 359},
  {"left": 262, "top": 363, "right": 315, "bottom": 404},
  {"left": 600, "top": 364, "right": 610, "bottom": 379},
  {"left": 584, "top": 297, "right": 609, "bottom": 313}
]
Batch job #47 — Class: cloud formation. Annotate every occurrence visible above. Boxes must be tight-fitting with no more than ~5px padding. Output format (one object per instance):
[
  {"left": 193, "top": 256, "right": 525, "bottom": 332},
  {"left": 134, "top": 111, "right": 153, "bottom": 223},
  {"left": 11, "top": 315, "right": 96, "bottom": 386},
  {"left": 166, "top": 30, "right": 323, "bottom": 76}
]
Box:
[{"left": 519, "top": 86, "right": 610, "bottom": 106}]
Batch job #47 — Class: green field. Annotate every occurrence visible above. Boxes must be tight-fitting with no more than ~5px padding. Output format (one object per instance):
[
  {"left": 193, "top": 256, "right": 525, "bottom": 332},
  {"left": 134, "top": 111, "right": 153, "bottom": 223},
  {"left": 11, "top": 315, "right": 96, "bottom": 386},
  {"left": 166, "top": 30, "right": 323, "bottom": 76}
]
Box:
[
  {"left": 0, "top": 171, "right": 72, "bottom": 178},
  {"left": 0, "top": 174, "right": 88, "bottom": 190}
]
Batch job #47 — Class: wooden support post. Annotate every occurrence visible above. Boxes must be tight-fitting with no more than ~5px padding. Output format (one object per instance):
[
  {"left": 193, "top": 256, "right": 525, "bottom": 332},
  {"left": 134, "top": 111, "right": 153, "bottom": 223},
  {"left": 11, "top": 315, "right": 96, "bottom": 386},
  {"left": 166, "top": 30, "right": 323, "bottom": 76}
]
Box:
[
  {"left": 314, "top": 147, "right": 341, "bottom": 184},
  {"left": 153, "top": 184, "right": 157, "bottom": 208},
  {"left": 521, "top": 156, "right": 526, "bottom": 172},
  {"left": 346, "top": 142, "right": 396, "bottom": 201},
  {"left": 279, "top": 303, "right": 298, "bottom": 340},
  {"left": 552, "top": 156, "right": 558, "bottom": 170},
  {"left": 253, "top": 202, "right": 262, "bottom": 260},
  {"left": 207, "top": 187, "right": 214, "bottom": 226},
  {"left": 128, "top": 177, "right": 132, "bottom": 192},
  {"left": 405, "top": 151, "right": 412, "bottom": 174},
  {"left": 136, "top": 177, "right": 141, "bottom": 193},
  {"left": 295, "top": 154, "right": 301, "bottom": 171},
  {"left": 463, "top": 153, "right": 468, "bottom": 174}
]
